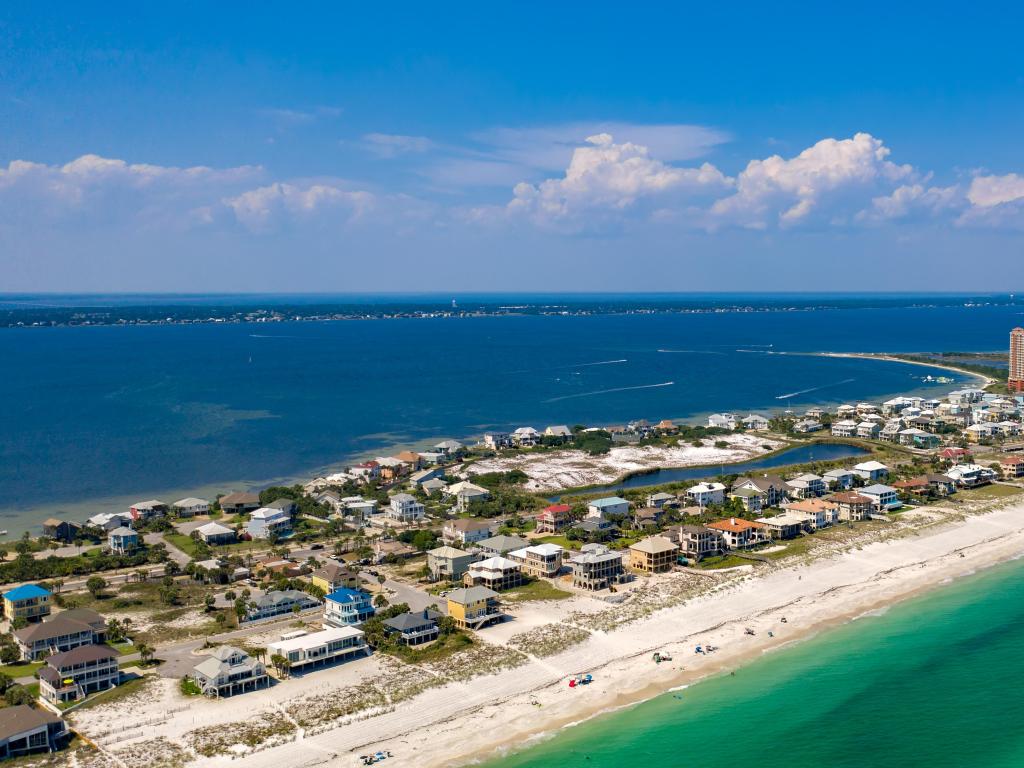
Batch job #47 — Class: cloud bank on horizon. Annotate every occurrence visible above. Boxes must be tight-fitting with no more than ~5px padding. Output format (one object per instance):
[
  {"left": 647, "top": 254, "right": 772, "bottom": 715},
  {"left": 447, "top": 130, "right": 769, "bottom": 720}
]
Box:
[{"left": 4, "top": 128, "right": 1023, "bottom": 236}]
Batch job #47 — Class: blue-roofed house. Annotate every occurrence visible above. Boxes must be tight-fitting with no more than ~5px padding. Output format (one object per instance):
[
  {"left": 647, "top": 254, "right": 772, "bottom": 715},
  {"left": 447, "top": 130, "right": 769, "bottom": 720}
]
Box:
[
  {"left": 586, "top": 496, "right": 630, "bottom": 519},
  {"left": 3, "top": 584, "right": 52, "bottom": 623},
  {"left": 323, "top": 588, "right": 375, "bottom": 627}
]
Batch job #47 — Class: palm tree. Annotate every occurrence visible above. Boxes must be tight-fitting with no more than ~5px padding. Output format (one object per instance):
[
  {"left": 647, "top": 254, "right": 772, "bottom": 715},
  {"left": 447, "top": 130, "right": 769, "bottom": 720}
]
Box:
[
  {"left": 137, "top": 643, "right": 155, "bottom": 665},
  {"left": 270, "top": 653, "right": 290, "bottom": 677}
]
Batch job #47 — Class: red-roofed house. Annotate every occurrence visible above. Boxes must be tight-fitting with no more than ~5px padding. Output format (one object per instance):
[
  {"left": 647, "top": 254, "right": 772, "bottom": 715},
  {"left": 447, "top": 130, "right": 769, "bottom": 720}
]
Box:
[{"left": 535, "top": 504, "right": 573, "bottom": 534}]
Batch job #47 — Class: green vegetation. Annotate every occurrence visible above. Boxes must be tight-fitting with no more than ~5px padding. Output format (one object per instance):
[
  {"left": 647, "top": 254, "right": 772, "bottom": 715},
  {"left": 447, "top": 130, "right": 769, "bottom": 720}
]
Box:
[
  {"left": 0, "top": 545, "right": 168, "bottom": 584},
  {"left": 502, "top": 579, "right": 572, "bottom": 601},
  {"left": 958, "top": 484, "right": 1024, "bottom": 501},
  {"left": 694, "top": 554, "right": 753, "bottom": 570},
  {"left": 471, "top": 469, "right": 529, "bottom": 489},
  {"left": 573, "top": 429, "right": 613, "bottom": 455},
  {"left": 259, "top": 485, "right": 331, "bottom": 518},
  {"left": 180, "top": 678, "right": 203, "bottom": 696},
  {"left": 72, "top": 675, "right": 151, "bottom": 711},
  {"left": 0, "top": 661, "right": 44, "bottom": 679}
]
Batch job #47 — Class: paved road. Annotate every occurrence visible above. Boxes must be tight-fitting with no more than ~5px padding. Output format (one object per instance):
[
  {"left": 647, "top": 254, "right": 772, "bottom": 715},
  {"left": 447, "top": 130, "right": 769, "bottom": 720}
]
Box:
[
  {"left": 361, "top": 570, "right": 446, "bottom": 614},
  {"left": 146, "top": 533, "right": 191, "bottom": 567}
]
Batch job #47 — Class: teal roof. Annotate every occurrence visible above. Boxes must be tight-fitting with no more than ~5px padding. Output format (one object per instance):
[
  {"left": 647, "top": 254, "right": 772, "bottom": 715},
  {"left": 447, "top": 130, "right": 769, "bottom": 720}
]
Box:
[{"left": 3, "top": 584, "right": 51, "bottom": 602}]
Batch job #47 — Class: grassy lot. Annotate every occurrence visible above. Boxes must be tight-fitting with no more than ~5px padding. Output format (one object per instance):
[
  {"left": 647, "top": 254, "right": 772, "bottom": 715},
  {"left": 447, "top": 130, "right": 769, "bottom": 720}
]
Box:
[
  {"left": 535, "top": 535, "right": 579, "bottom": 550},
  {"left": 959, "top": 484, "right": 1024, "bottom": 501},
  {"left": 0, "top": 660, "right": 45, "bottom": 679},
  {"left": 71, "top": 675, "right": 151, "bottom": 711},
  {"left": 391, "top": 631, "right": 473, "bottom": 663},
  {"left": 694, "top": 554, "right": 752, "bottom": 569},
  {"left": 164, "top": 532, "right": 202, "bottom": 557},
  {"left": 502, "top": 579, "right": 572, "bottom": 601}
]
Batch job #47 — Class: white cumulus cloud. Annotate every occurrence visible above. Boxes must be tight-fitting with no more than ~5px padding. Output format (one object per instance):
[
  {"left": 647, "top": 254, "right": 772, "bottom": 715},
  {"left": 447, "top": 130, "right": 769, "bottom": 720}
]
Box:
[
  {"left": 710, "top": 133, "right": 914, "bottom": 228},
  {"left": 508, "top": 133, "right": 731, "bottom": 225},
  {"left": 966, "top": 173, "right": 1024, "bottom": 208},
  {"left": 223, "top": 182, "right": 374, "bottom": 230}
]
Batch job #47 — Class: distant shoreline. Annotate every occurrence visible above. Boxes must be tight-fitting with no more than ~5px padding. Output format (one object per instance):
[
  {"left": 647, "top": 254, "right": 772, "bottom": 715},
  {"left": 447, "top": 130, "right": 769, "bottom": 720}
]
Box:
[{"left": 816, "top": 351, "right": 995, "bottom": 388}]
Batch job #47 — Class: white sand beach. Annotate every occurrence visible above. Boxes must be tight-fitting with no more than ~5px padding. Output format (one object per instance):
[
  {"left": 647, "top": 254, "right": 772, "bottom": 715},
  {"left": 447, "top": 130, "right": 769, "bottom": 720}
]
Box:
[{"left": 67, "top": 494, "right": 1024, "bottom": 768}]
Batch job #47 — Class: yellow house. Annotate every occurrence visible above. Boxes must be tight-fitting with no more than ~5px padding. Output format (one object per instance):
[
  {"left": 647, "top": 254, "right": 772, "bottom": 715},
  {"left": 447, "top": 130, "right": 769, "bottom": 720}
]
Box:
[
  {"left": 3, "top": 584, "right": 52, "bottom": 623},
  {"left": 310, "top": 561, "right": 360, "bottom": 594},
  {"left": 628, "top": 536, "right": 679, "bottom": 574},
  {"left": 445, "top": 586, "right": 502, "bottom": 630}
]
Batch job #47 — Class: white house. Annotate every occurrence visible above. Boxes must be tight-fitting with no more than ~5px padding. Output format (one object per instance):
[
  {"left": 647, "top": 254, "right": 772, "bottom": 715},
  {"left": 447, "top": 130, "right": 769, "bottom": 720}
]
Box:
[
  {"left": 686, "top": 482, "right": 726, "bottom": 507},
  {"left": 786, "top": 473, "right": 826, "bottom": 499},
  {"left": 266, "top": 626, "right": 369, "bottom": 670},
  {"left": 387, "top": 494, "right": 425, "bottom": 523},
  {"left": 707, "top": 413, "right": 738, "bottom": 430},
  {"left": 172, "top": 497, "right": 209, "bottom": 517},
  {"left": 511, "top": 427, "right": 541, "bottom": 446},
  {"left": 856, "top": 422, "right": 881, "bottom": 439},
  {"left": 446, "top": 481, "right": 491, "bottom": 512},
  {"left": 831, "top": 420, "right": 858, "bottom": 438},
  {"left": 946, "top": 464, "right": 998, "bottom": 488}
]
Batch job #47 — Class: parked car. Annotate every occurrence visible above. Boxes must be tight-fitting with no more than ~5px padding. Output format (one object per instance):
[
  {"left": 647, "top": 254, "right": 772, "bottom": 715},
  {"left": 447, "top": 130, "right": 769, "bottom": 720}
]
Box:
[{"left": 310, "top": 543, "right": 324, "bottom": 550}]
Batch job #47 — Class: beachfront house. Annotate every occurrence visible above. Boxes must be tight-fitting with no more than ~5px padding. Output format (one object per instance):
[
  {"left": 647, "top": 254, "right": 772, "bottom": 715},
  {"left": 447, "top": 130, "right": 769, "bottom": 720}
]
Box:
[
  {"left": 0, "top": 706, "right": 68, "bottom": 759},
  {"left": 587, "top": 497, "right": 630, "bottom": 519},
  {"left": 667, "top": 525, "right": 723, "bottom": 562},
  {"left": 129, "top": 499, "right": 167, "bottom": 521},
  {"left": 860, "top": 484, "right": 902, "bottom": 512},
  {"left": 191, "top": 645, "right": 269, "bottom": 698},
  {"left": 41, "top": 519, "right": 82, "bottom": 543},
  {"left": 792, "top": 419, "right": 824, "bottom": 433},
  {"left": 756, "top": 513, "right": 805, "bottom": 540},
  {"left": 383, "top": 609, "right": 441, "bottom": 646},
  {"left": 2, "top": 584, "right": 52, "bottom": 623},
  {"left": 172, "top": 497, "right": 209, "bottom": 517},
  {"left": 442, "top": 518, "right": 498, "bottom": 546},
  {"left": 245, "top": 590, "right": 321, "bottom": 622},
  {"left": 925, "top": 474, "right": 957, "bottom": 496},
  {"left": 387, "top": 494, "right": 425, "bottom": 523},
  {"left": 246, "top": 507, "right": 293, "bottom": 539},
  {"left": 39, "top": 644, "right": 120, "bottom": 704},
  {"left": 999, "top": 456, "right": 1024, "bottom": 479},
  {"left": 781, "top": 498, "right": 838, "bottom": 529},
  {"left": 706, "top": 518, "right": 769, "bottom": 549},
  {"left": 829, "top": 491, "right": 875, "bottom": 521},
  {"left": 13, "top": 608, "right": 106, "bottom": 660},
  {"left": 310, "top": 561, "right": 361, "bottom": 593},
  {"left": 946, "top": 464, "right": 998, "bottom": 488},
  {"left": 426, "top": 546, "right": 478, "bottom": 582},
  {"left": 742, "top": 414, "right": 770, "bottom": 431},
  {"left": 446, "top": 586, "right": 503, "bottom": 629},
  {"left": 686, "top": 482, "right": 726, "bottom": 508},
  {"left": 195, "top": 521, "right": 236, "bottom": 546},
  {"left": 218, "top": 491, "right": 261, "bottom": 515},
  {"left": 465, "top": 556, "right": 522, "bottom": 591},
  {"left": 707, "top": 413, "right": 738, "bottom": 430},
  {"left": 511, "top": 427, "right": 541, "bottom": 446},
  {"left": 628, "top": 536, "right": 679, "bottom": 573},
  {"left": 569, "top": 544, "right": 626, "bottom": 590},
  {"left": 853, "top": 461, "right": 889, "bottom": 482},
  {"left": 483, "top": 432, "right": 512, "bottom": 450},
  {"left": 323, "top": 588, "right": 375, "bottom": 627},
  {"left": 267, "top": 626, "right": 369, "bottom": 671},
  {"left": 544, "top": 425, "right": 573, "bottom": 439},
  {"left": 508, "top": 543, "right": 564, "bottom": 578},
  {"left": 107, "top": 526, "right": 140, "bottom": 555},
  {"left": 434, "top": 439, "right": 464, "bottom": 456},
  {"left": 535, "top": 503, "right": 574, "bottom": 533}
]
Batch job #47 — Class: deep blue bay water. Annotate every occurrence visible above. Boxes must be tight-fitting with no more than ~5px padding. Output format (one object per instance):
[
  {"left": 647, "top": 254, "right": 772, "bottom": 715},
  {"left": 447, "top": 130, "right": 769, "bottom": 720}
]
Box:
[{"left": 1, "top": 296, "right": 1020, "bottom": 531}]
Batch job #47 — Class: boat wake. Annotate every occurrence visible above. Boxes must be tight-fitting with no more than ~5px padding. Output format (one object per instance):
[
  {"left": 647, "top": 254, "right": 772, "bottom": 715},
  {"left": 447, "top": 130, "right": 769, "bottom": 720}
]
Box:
[
  {"left": 509, "top": 359, "right": 627, "bottom": 374},
  {"left": 776, "top": 378, "right": 856, "bottom": 400},
  {"left": 544, "top": 381, "right": 674, "bottom": 403}
]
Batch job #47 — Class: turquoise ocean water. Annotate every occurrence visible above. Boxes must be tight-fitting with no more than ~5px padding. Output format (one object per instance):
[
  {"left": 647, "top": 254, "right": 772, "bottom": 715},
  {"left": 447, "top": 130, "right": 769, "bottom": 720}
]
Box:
[{"left": 486, "top": 556, "right": 1024, "bottom": 768}]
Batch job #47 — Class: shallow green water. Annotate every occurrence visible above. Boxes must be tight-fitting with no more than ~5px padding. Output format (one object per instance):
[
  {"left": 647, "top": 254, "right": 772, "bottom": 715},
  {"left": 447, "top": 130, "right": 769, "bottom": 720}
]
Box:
[{"left": 485, "top": 557, "right": 1024, "bottom": 768}]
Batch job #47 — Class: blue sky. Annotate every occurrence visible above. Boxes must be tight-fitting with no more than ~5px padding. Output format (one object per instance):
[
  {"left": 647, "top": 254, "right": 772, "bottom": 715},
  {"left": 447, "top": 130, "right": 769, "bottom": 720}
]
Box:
[{"left": 2, "top": 2, "right": 1023, "bottom": 292}]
